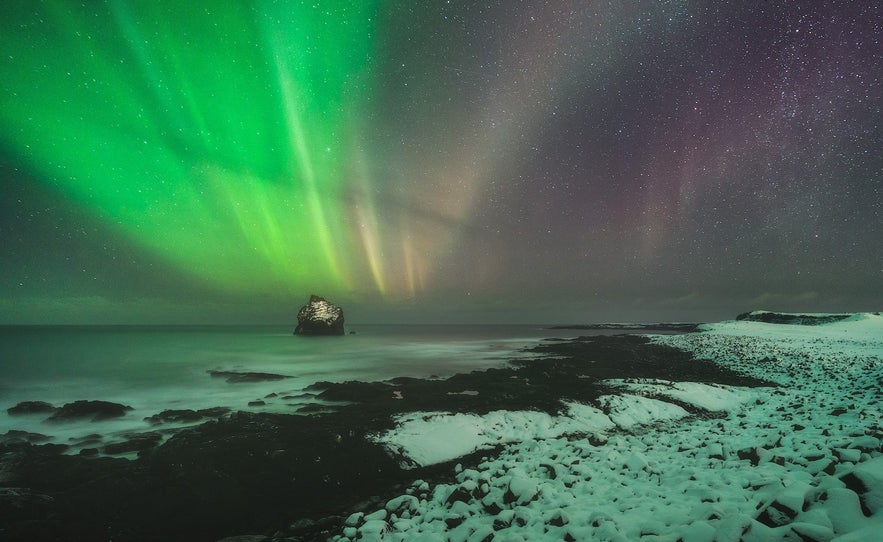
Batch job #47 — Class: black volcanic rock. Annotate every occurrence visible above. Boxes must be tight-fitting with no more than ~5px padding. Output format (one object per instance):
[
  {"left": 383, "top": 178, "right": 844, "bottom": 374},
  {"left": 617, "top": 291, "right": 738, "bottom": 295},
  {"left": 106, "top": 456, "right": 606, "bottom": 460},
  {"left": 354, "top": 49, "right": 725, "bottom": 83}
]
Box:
[
  {"left": 294, "top": 294, "right": 345, "bottom": 336},
  {"left": 144, "top": 407, "right": 231, "bottom": 425},
  {"left": 0, "top": 430, "right": 52, "bottom": 444},
  {"left": 208, "top": 370, "right": 290, "bottom": 383},
  {"left": 7, "top": 401, "right": 56, "bottom": 415},
  {"left": 47, "top": 400, "right": 132, "bottom": 422},
  {"left": 547, "top": 323, "right": 699, "bottom": 333},
  {"left": 103, "top": 432, "right": 163, "bottom": 455}
]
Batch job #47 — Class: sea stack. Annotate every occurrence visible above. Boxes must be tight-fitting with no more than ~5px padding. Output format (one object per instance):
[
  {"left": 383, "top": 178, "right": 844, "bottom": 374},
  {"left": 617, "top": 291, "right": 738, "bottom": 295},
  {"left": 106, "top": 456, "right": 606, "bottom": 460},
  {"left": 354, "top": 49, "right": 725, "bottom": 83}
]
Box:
[{"left": 294, "top": 295, "right": 345, "bottom": 336}]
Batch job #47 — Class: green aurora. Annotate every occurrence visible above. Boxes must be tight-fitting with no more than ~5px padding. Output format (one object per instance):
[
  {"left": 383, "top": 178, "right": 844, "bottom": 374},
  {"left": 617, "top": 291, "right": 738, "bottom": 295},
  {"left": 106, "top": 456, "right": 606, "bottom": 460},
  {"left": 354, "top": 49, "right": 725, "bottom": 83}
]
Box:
[
  {"left": 2, "top": 1, "right": 880, "bottom": 323},
  {"left": 2, "top": 1, "right": 398, "bottom": 300}
]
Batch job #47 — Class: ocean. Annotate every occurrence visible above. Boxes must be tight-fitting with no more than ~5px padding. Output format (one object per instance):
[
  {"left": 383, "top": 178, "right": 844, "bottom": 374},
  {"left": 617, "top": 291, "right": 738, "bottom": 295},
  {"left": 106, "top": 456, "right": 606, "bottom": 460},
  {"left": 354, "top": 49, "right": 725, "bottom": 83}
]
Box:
[{"left": 0, "top": 324, "right": 595, "bottom": 449}]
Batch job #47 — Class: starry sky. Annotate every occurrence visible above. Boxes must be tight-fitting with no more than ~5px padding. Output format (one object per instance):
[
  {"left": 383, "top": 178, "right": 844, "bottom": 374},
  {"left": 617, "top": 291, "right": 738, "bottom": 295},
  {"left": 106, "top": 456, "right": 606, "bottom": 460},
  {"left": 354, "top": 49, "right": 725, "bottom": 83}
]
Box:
[{"left": 1, "top": 1, "right": 881, "bottom": 324}]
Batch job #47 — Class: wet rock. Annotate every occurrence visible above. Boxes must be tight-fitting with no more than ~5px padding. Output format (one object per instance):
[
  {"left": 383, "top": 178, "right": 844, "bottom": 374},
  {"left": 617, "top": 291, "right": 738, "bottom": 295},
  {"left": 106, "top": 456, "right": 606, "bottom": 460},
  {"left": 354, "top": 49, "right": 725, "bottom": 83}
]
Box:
[
  {"left": 7, "top": 401, "right": 56, "bottom": 415},
  {"left": 0, "top": 487, "right": 55, "bottom": 520},
  {"left": 144, "top": 407, "right": 230, "bottom": 425},
  {"left": 208, "top": 370, "right": 290, "bottom": 383},
  {"left": 284, "top": 515, "right": 342, "bottom": 541},
  {"left": 294, "top": 295, "right": 345, "bottom": 336},
  {"left": 199, "top": 407, "right": 233, "bottom": 418},
  {"left": 548, "top": 323, "right": 700, "bottom": 332},
  {"left": 47, "top": 400, "right": 132, "bottom": 422},
  {"left": 312, "top": 380, "right": 392, "bottom": 403},
  {"left": 296, "top": 404, "right": 334, "bottom": 414},
  {"left": 145, "top": 409, "right": 203, "bottom": 424},
  {"left": 0, "top": 430, "right": 51, "bottom": 444},
  {"left": 103, "top": 432, "right": 163, "bottom": 455}
]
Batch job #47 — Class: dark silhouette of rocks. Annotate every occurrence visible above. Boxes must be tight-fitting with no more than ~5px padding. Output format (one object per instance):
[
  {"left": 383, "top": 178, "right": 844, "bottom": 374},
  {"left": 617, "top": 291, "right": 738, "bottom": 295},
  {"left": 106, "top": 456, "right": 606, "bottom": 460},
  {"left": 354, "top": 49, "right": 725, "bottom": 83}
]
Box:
[
  {"left": 208, "top": 370, "right": 290, "bottom": 383},
  {"left": 7, "top": 401, "right": 56, "bottom": 415},
  {"left": 103, "top": 432, "right": 163, "bottom": 455},
  {"left": 47, "top": 401, "right": 132, "bottom": 422},
  {"left": 294, "top": 295, "right": 345, "bottom": 336},
  {"left": 547, "top": 323, "right": 699, "bottom": 332},
  {"left": 144, "top": 407, "right": 231, "bottom": 425},
  {"left": 1, "top": 430, "right": 52, "bottom": 444}
]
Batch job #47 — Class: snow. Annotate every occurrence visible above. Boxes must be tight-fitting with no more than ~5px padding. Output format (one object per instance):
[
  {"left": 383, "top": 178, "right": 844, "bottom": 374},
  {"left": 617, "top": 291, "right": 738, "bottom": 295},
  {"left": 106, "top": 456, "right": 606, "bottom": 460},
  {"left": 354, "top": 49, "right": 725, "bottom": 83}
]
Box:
[
  {"left": 370, "top": 402, "right": 615, "bottom": 467},
  {"left": 339, "top": 313, "right": 883, "bottom": 541},
  {"left": 309, "top": 299, "right": 341, "bottom": 322},
  {"left": 601, "top": 379, "right": 759, "bottom": 412},
  {"left": 597, "top": 393, "right": 690, "bottom": 428}
]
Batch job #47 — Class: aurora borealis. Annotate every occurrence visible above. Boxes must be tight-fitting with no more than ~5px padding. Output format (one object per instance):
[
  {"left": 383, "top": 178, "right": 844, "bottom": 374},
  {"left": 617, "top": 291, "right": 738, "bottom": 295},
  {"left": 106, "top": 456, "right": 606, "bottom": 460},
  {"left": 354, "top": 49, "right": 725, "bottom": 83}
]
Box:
[{"left": 1, "top": 1, "right": 881, "bottom": 324}]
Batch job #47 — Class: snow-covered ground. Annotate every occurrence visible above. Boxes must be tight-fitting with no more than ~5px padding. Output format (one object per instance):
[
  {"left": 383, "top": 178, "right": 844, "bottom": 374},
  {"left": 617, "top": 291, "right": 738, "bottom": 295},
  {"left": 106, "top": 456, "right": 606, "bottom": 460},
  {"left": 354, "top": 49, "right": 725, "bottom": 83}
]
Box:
[{"left": 337, "top": 313, "right": 883, "bottom": 541}]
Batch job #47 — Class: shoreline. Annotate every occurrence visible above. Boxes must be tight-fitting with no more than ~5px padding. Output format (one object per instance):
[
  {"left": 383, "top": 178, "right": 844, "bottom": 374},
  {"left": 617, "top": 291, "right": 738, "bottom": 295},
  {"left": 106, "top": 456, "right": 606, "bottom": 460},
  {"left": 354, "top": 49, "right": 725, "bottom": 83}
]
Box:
[
  {"left": 2, "top": 319, "right": 881, "bottom": 541},
  {"left": 2, "top": 333, "right": 750, "bottom": 541}
]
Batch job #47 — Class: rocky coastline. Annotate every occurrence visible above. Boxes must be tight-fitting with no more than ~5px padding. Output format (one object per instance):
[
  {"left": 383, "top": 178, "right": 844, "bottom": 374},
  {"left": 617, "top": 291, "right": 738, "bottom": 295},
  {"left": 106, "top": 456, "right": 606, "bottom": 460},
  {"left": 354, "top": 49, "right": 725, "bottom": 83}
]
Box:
[
  {"left": 0, "top": 333, "right": 763, "bottom": 542},
  {"left": 3, "top": 315, "right": 881, "bottom": 541}
]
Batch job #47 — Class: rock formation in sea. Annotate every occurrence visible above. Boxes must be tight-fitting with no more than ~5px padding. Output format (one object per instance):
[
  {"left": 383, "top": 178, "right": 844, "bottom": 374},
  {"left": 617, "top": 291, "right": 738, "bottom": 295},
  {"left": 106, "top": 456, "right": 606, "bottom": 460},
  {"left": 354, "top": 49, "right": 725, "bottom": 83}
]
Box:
[
  {"left": 47, "top": 400, "right": 133, "bottom": 422},
  {"left": 294, "top": 294, "right": 345, "bottom": 336}
]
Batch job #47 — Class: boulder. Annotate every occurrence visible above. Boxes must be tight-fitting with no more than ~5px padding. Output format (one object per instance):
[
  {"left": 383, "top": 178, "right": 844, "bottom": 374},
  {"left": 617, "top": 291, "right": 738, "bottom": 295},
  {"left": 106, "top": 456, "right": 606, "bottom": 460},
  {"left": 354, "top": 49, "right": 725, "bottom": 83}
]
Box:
[
  {"left": 103, "top": 432, "right": 163, "bottom": 455},
  {"left": 7, "top": 401, "right": 56, "bottom": 415},
  {"left": 47, "top": 400, "right": 132, "bottom": 422},
  {"left": 294, "top": 295, "right": 345, "bottom": 336},
  {"left": 208, "top": 370, "right": 290, "bottom": 383},
  {"left": 144, "top": 407, "right": 231, "bottom": 425}
]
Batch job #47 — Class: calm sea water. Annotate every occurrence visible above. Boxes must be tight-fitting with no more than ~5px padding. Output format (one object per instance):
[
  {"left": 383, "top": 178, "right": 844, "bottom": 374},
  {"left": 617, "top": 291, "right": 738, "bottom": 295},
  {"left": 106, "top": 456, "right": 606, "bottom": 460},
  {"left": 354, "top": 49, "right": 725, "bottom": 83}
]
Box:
[{"left": 0, "top": 324, "right": 601, "bottom": 448}]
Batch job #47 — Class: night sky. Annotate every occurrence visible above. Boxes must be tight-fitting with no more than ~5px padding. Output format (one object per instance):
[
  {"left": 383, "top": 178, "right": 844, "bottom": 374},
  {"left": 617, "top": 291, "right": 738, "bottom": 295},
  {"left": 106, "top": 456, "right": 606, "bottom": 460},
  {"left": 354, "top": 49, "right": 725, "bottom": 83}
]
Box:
[{"left": 1, "top": 1, "right": 881, "bottom": 324}]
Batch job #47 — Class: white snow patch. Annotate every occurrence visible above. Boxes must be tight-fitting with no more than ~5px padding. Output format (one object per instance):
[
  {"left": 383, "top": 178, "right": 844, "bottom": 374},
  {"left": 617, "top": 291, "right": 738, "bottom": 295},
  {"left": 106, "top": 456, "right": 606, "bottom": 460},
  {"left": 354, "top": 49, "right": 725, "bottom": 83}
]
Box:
[
  {"left": 602, "top": 379, "right": 760, "bottom": 412},
  {"left": 597, "top": 393, "right": 690, "bottom": 429},
  {"left": 371, "top": 401, "right": 615, "bottom": 467}
]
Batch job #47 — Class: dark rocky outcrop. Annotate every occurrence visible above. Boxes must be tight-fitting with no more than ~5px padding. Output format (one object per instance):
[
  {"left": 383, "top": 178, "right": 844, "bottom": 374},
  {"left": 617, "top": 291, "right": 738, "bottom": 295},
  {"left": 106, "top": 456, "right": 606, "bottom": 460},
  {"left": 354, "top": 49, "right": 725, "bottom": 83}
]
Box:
[
  {"left": 309, "top": 335, "right": 771, "bottom": 417},
  {"left": 0, "top": 430, "right": 52, "bottom": 444},
  {"left": 294, "top": 295, "right": 345, "bottom": 336},
  {"left": 548, "top": 323, "right": 700, "bottom": 333},
  {"left": 7, "top": 401, "right": 56, "bottom": 415},
  {"left": 102, "top": 432, "right": 163, "bottom": 455},
  {"left": 208, "top": 370, "right": 290, "bottom": 384},
  {"left": 47, "top": 401, "right": 132, "bottom": 422},
  {"left": 144, "top": 407, "right": 231, "bottom": 425},
  {"left": 735, "top": 311, "right": 853, "bottom": 326}
]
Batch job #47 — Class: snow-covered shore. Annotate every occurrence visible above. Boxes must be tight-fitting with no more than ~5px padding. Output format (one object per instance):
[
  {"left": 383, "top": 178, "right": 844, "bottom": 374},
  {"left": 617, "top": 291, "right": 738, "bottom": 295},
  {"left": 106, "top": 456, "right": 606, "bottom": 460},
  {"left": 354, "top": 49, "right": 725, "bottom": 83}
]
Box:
[{"left": 339, "top": 313, "right": 883, "bottom": 541}]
